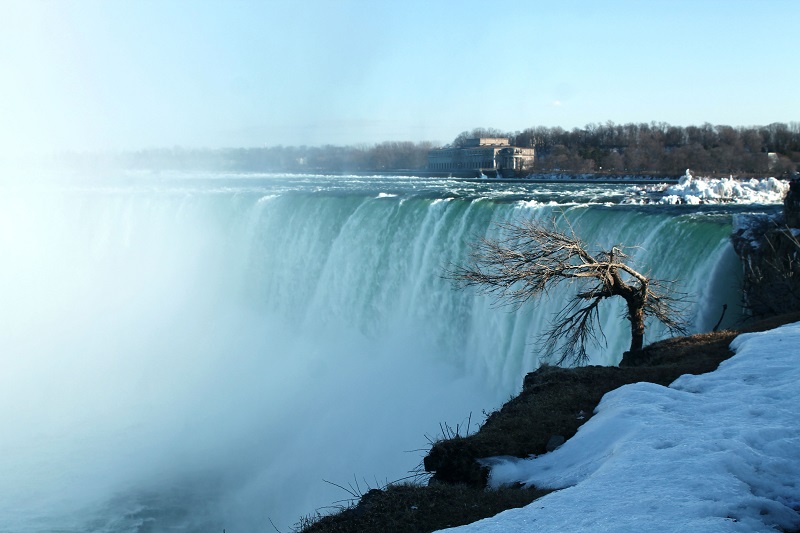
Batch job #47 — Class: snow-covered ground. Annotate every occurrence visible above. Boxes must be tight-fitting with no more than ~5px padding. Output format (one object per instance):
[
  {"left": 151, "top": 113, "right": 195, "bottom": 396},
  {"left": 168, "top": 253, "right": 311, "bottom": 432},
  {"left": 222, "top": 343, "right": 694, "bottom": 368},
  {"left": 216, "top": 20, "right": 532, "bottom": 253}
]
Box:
[
  {"left": 625, "top": 170, "right": 789, "bottom": 205},
  {"left": 438, "top": 323, "right": 800, "bottom": 532}
]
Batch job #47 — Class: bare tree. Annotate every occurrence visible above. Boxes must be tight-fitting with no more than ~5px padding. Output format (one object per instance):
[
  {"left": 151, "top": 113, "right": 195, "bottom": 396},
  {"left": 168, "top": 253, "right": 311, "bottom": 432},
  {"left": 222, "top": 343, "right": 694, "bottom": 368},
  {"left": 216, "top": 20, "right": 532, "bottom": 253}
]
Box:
[{"left": 447, "top": 219, "right": 687, "bottom": 366}]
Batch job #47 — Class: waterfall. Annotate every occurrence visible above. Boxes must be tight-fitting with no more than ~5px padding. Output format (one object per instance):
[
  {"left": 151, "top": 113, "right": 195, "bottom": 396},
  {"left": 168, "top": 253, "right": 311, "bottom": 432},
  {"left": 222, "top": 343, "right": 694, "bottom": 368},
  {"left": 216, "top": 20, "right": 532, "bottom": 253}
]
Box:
[
  {"left": 0, "top": 176, "right": 746, "bottom": 531},
  {"left": 239, "top": 193, "right": 742, "bottom": 375}
]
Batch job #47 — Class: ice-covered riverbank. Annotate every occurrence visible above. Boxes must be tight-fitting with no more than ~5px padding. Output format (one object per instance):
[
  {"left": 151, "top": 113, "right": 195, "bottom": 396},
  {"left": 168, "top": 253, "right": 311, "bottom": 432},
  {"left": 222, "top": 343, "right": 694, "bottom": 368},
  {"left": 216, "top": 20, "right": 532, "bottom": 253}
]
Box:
[
  {"left": 623, "top": 171, "right": 790, "bottom": 205},
  {"left": 443, "top": 322, "right": 800, "bottom": 533}
]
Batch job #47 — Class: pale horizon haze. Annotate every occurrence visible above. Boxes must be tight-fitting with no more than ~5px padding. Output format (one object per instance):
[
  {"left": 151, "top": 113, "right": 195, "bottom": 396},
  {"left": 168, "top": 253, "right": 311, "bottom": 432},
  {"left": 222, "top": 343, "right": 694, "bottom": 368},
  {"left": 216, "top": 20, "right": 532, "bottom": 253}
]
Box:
[{"left": 1, "top": 0, "right": 798, "bottom": 157}]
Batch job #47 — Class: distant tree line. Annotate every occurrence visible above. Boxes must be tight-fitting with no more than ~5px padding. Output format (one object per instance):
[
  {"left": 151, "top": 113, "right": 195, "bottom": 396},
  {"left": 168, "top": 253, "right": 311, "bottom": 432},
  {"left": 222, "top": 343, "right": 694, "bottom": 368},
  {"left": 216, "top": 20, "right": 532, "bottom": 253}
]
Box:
[
  {"left": 59, "top": 122, "right": 799, "bottom": 176},
  {"left": 506, "top": 122, "right": 799, "bottom": 176},
  {"left": 100, "top": 141, "right": 436, "bottom": 173}
]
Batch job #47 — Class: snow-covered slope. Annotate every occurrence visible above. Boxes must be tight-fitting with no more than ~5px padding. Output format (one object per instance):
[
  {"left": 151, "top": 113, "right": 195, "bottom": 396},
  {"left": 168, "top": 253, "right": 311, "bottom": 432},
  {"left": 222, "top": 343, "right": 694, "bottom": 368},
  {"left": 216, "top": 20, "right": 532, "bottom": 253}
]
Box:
[{"left": 439, "top": 323, "right": 800, "bottom": 532}]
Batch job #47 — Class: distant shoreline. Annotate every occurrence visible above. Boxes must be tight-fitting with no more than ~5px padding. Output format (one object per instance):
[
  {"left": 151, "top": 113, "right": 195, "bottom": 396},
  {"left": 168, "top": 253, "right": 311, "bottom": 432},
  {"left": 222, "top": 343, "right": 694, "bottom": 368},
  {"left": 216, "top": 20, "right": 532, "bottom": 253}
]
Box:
[{"left": 321, "top": 169, "right": 683, "bottom": 184}]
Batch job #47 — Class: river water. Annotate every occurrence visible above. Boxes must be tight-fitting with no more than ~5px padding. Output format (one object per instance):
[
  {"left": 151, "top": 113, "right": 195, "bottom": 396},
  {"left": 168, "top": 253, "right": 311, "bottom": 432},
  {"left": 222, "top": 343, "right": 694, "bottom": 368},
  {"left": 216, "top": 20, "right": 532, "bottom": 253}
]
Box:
[{"left": 0, "top": 172, "right": 774, "bottom": 531}]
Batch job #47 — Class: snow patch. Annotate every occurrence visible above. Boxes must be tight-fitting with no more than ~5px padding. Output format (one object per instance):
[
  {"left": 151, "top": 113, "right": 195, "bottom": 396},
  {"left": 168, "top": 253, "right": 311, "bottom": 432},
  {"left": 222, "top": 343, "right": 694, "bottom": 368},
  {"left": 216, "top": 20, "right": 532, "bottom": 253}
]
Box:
[
  {"left": 623, "top": 171, "right": 789, "bottom": 205},
  {"left": 656, "top": 171, "right": 789, "bottom": 205}
]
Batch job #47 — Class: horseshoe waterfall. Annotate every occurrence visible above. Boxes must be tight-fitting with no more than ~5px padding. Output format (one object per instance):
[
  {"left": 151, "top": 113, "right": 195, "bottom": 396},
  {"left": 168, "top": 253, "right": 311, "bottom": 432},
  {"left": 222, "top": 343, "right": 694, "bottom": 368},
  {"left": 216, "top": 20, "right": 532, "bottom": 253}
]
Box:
[{"left": 0, "top": 173, "right": 758, "bottom": 532}]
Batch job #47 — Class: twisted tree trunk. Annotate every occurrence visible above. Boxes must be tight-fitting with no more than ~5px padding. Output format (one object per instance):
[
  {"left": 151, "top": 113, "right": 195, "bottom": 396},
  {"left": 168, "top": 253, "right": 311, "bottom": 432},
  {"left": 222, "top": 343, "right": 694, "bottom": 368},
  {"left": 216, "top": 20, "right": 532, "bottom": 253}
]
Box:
[{"left": 627, "top": 299, "right": 646, "bottom": 352}]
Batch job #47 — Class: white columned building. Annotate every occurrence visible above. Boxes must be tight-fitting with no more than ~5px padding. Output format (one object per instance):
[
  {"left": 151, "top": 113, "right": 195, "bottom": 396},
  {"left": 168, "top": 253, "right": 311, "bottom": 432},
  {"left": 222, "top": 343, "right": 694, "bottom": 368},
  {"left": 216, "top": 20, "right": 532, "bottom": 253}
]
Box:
[{"left": 427, "top": 138, "right": 535, "bottom": 174}]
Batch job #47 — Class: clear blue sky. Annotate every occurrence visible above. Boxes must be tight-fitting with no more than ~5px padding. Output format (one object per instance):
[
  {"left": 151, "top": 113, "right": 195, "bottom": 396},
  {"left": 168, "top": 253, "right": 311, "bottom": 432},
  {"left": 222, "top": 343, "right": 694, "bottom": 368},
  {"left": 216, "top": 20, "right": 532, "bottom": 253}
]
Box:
[{"left": 1, "top": 0, "right": 798, "bottom": 155}]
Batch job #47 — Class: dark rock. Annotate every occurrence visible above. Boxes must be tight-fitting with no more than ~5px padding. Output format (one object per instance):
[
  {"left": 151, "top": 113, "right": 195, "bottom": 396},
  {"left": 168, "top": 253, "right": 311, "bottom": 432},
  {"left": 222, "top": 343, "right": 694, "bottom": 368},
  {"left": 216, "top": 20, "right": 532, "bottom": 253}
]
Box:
[
  {"left": 341, "top": 488, "right": 386, "bottom": 519},
  {"left": 424, "top": 438, "right": 490, "bottom": 488},
  {"left": 784, "top": 175, "right": 800, "bottom": 227},
  {"left": 730, "top": 205, "right": 800, "bottom": 317},
  {"left": 545, "top": 435, "right": 565, "bottom": 452},
  {"left": 619, "top": 349, "right": 647, "bottom": 367}
]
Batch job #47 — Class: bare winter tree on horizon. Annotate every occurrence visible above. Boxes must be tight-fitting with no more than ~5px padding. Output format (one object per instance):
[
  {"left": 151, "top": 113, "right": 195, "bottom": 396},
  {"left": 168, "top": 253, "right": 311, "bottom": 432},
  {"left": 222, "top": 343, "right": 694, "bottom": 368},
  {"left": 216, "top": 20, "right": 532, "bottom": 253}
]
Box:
[{"left": 447, "top": 218, "right": 688, "bottom": 366}]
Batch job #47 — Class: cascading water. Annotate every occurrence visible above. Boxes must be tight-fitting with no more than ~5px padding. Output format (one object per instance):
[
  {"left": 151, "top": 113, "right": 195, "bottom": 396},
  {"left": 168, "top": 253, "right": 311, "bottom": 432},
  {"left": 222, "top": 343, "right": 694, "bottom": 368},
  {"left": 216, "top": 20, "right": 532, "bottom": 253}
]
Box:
[{"left": 0, "top": 173, "right": 756, "bottom": 531}]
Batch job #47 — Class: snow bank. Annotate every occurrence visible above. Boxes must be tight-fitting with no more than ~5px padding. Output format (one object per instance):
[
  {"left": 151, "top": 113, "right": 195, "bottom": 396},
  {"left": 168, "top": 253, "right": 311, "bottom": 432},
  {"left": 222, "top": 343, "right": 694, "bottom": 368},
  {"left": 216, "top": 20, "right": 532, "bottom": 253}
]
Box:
[
  {"left": 656, "top": 170, "right": 788, "bottom": 205},
  {"left": 438, "top": 323, "right": 800, "bottom": 532}
]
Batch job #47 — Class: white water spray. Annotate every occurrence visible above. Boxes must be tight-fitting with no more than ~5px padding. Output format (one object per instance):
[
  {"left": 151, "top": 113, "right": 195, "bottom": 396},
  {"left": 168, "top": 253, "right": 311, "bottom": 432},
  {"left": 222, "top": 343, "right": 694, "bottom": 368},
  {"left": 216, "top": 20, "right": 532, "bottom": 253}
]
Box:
[{"left": 0, "top": 176, "right": 746, "bottom": 531}]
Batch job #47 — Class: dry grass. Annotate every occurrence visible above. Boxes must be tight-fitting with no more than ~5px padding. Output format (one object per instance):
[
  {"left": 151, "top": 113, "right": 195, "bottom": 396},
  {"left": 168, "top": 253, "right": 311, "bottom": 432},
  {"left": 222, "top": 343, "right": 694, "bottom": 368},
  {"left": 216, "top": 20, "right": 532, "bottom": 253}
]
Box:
[{"left": 295, "top": 483, "right": 550, "bottom": 533}]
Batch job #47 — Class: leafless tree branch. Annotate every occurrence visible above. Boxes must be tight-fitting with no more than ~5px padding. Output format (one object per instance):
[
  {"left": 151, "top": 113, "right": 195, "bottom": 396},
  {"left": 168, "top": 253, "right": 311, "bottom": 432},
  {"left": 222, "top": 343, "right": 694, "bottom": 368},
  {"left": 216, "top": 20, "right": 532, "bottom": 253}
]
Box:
[{"left": 446, "top": 218, "right": 688, "bottom": 365}]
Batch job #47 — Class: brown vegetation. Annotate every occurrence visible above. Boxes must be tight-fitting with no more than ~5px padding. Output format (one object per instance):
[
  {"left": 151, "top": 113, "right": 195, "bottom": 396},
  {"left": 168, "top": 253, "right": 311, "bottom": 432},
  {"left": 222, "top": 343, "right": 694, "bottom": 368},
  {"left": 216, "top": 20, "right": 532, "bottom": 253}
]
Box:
[
  {"left": 295, "top": 483, "right": 550, "bottom": 533},
  {"left": 511, "top": 121, "right": 800, "bottom": 176}
]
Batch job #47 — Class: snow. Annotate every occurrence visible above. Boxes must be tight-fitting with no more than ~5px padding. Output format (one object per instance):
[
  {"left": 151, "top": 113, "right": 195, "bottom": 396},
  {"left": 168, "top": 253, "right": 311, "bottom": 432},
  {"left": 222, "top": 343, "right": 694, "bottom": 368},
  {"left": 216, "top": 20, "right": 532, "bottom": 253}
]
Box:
[
  {"left": 437, "top": 323, "right": 800, "bottom": 532},
  {"left": 623, "top": 171, "right": 789, "bottom": 205},
  {"left": 656, "top": 170, "right": 789, "bottom": 205}
]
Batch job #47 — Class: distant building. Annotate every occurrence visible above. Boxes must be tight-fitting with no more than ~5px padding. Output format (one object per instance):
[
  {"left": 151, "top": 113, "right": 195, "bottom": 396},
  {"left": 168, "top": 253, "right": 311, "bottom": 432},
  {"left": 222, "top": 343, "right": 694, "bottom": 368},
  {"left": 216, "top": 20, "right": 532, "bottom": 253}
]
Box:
[{"left": 427, "top": 138, "right": 535, "bottom": 174}]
